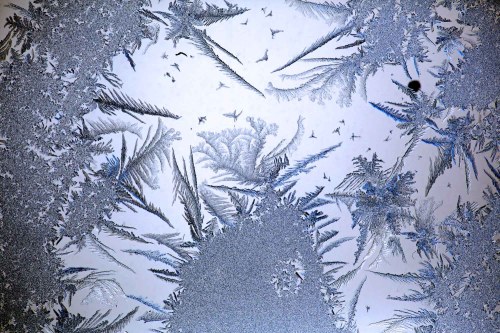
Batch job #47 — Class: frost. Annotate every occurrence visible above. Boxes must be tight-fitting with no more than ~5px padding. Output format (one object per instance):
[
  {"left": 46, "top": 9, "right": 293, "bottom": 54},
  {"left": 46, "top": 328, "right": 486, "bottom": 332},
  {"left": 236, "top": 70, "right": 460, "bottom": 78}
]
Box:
[
  {"left": 1, "top": 1, "right": 498, "bottom": 332},
  {"left": 95, "top": 90, "right": 181, "bottom": 120},
  {"left": 270, "top": 0, "right": 499, "bottom": 108},
  {"left": 0, "top": 0, "right": 180, "bottom": 330},
  {"left": 155, "top": 0, "right": 263, "bottom": 96},
  {"left": 269, "top": 0, "right": 442, "bottom": 105},
  {"left": 128, "top": 120, "right": 354, "bottom": 332},
  {"left": 423, "top": 112, "right": 477, "bottom": 195},
  {"left": 401, "top": 199, "right": 442, "bottom": 260},
  {"left": 434, "top": 1, "right": 500, "bottom": 109},
  {"left": 271, "top": 255, "right": 305, "bottom": 297},
  {"left": 375, "top": 174, "right": 500, "bottom": 332},
  {"left": 370, "top": 80, "right": 443, "bottom": 165},
  {"left": 166, "top": 192, "right": 338, "bottom": 333},
  {"left": 49, "top": 303, "right": 138, "bottom": 333},
  {"left": 328, "top": 154, "right": 416, "bottom": 264}
]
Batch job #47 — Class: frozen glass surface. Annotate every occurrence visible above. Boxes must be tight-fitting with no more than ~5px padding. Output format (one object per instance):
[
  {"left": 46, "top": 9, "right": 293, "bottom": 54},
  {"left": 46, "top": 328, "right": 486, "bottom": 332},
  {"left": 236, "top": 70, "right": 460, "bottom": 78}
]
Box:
[{"left": 0, "top": 1, "right": 498, "bottom": 332}]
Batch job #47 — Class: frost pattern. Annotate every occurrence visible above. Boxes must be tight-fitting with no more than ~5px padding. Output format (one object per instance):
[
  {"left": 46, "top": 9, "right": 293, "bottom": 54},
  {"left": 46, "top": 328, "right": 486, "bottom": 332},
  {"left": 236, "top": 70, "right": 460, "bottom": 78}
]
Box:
[
  {"left": 131, "top": 119, "right": 365, "bottom": 332},
  {"left": 154, "top": 0, "right": 263, "bottom": 96},
  {"left": 271, "top": 255, "right": 305, "bottom": 297},
  {"left": 328, "top": 154, "right": 416, "bottom": 265},
  {"left": 0, "top": 1, "right": 498, "bottom": 332},
  {"left": 167, "top": 192, "right": 338, "bottom": 333},
  {"left": 269, "top": 0, "right": 499, "bottom": 108},
  {"left": 268, "top": 0, "right": 441, "bottom": 105},
  {"left": 0, "top": 0, "right": 180, "bottom": 330},
  {"left": 375, "top": 185, "right": 499, "bottom": 332}
]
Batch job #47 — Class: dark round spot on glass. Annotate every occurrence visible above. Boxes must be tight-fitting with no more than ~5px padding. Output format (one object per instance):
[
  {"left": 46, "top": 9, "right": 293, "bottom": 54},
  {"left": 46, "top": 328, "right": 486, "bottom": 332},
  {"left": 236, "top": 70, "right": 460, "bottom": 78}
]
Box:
[{"left": 408, "top": 80, "right": 421, "bottom": 92}]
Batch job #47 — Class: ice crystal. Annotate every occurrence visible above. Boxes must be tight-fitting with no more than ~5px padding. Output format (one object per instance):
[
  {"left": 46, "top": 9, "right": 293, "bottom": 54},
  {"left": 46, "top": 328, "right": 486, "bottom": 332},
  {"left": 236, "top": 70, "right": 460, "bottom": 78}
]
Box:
[
  {"left": 268, "top": 0, "right": 442, "bottom": 105},
  {"left": 328, "top": 154, "right": 416, "bottom": 264},
  {"left": 126, "top": 119, "right": 354, "bottom": 332},
  {"left": 473, "top": 106, "right": 499, "bottom": 160},
  {"left": 401, "top": 199, "right": 441, "bottom": 260},
  {"left": 0, "top": 0, "right": 178, "bottom": 330},
  {"left": 370, "top": 80, "right": 443, "bottom": 164},
  {"left": 167, "top": 192, "right": 338, "bottom": 333},
  {"left": 434, "top": 1, "right": 499, "bottom": 109},
  {"left": 271, "top": 256, "right": 305, "bottom": 297},
  {"left": 194, "top": 116, "right": 306, "bottom": 186},
  {"left": 423, "top": 112, "right": 477, "bottom": 195},
  {"left": 153, "top": 0, "right": 263, "bottom": 96},
  {"left": 375, "top": 191, "right": 499, "bottom": 332},
  {"left": 49, "top": 303, "right": 138, "bottom": 333},
  {"left": 1, "top": 1, "right": 497, "bottom": 332}
]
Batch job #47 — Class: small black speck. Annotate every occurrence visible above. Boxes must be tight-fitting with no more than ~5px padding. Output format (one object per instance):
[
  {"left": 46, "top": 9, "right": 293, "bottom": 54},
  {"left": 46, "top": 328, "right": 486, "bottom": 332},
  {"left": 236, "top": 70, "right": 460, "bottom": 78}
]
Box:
[{"left": 408, "top": 80, "right": 421, "bottom": 92}]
